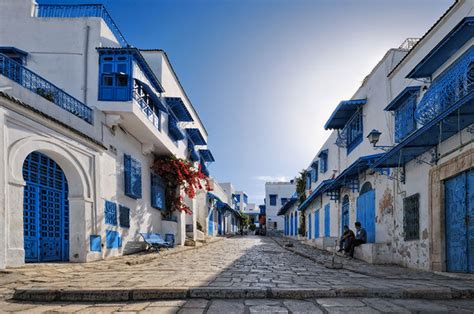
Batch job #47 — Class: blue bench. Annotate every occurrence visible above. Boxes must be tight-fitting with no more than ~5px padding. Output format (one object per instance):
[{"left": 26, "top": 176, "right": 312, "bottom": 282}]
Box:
[{"left": 140, "top": 233, "right": 172, "bottom": 251}]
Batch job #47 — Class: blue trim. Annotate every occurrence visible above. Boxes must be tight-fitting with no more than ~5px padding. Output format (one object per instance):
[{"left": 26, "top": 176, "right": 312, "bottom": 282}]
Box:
[
  {"left": 324, "top": 99, "right": 366, "bottom": 130},
  {"left": 165, "top": 97, "right": 194, "bottom": 122},
  {"left": 90, "top": 235, "right": 101, "bottom": 252},
  {"left": 187, "top": 140, "right": 200, "bottom": 162},
  {"left": 407, "top": 17, "right": 474, "bottom": 79},
  {"left": 186, "top": 128, "right": 206, "bottom": 145},
  {"left": 298, "top": 179, "right": 334, "bottom": 212},
  {"left": 36, "top": 4, "right": 128, "bottom": 48},
  {"left": 97, "top": 48, "right": 164, "bottom": 93},
  {"left": 199, "top": 149, "right": 215, "bottom": 162},
  {"left": 105, "top": 230, "right": 121, "bottom": 249},
  {"left": 384, "top": 86, "right": 421, "bottom": 111}
]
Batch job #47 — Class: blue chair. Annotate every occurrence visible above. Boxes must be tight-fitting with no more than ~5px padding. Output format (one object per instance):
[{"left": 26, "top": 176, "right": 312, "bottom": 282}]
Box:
[{"left": 140, "top": 233, "right": 171, "bottom": 251}]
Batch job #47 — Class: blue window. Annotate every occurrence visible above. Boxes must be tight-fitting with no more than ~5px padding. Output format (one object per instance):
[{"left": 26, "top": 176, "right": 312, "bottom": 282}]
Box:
[
  {"left": 106, "top": 230, "right": 121, "bottom": 249},
  {"left": 235, "top": 194, "right": 241, "bottom": 202},
  {"left": 281, "top": 198, "right": 288, "bottom": 206},
  {"left": 269, "top": 194, "right": 277, "bottom": 206},
  {"left": 151, "top": 173, "right": 166, "bottom": 210},
  {"left": 395, "top": 96, "right": 416, "bottom": 143},
  {"left": 104, "top": 200, "right": 117, "bottom": 226},
  {"left": 243, "top": 194, "right": 248, "bottom": 204},
  {"left": 347, "top": 111, "right": 363, "bottom": 154},
  {"left": 311, "top": 162, "right": 318, "bottom": 182},
  {"left": 306, "top": 173, "right": 312, "bottom": 190},
  {"left": 124, "top": 154, "right": 142, "bottom": 199},
  {"left": 119, "top": 205, "right": 130, "bottom": 228},
  {"left": 90, "top": 235, "right": 101, "bottom": 252},
  {"left": 98, "top": 54, "right": 132, "bottom": 101},
  {"left": 319, "top": 150, "right": 328, "bottom": 173}
]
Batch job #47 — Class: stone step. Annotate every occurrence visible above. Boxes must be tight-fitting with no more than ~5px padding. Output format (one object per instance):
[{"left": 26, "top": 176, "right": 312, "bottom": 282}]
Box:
[{"left": 12, "top": 286, "right": 474, "bottom": 302}]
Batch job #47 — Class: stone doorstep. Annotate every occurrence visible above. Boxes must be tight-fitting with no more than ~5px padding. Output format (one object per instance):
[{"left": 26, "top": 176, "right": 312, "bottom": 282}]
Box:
[{"left": 12, "top": 286, "right": 474, "bottom": 302}]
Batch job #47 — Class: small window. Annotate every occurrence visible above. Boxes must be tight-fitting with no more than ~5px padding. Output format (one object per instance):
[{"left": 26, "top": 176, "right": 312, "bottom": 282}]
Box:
[
  {"left": 319, "top": 150, "right": 328, "bottom": 173},
  {"left": 311, "top": 162, "right": 318, "bottom": 182},
  {"left": 269, "top": 194, "right": 277, "bottom": 206},
  {"left": 306, "top": 173, "right": 312, "bottom": 190},
  {"left": 119, "top": 205, "right": 130, "bottom": 228},
  {"left": 151, "top": 173, "right": 166, "bottom": 210},
  {"left": 347, "top": 110, "right": 363, "bottom": 154},
  {"left": 403, "top": 194, "right": 420, "bottom": 241},
  {"left": 102, "top": 63, "right": 113, "bottom": 73},
  {"left": 104, "top": 200, "right": 117, "bottom": 226},
  {"left": 116, "top": 74, "right": 128, "bottom": 87},
  {"left": 124, "top": 154, "right": 142, "bottom": 199},
  {"left": 102, "top": 75, "right": 114, "bottom": 86}
]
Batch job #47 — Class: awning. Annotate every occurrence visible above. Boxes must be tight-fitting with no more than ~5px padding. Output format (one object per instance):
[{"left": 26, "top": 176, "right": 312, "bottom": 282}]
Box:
[
  {"left": 186, "top": 128, "right": 206, "bottom": 145},
  {"left": 407, "top": 17, "right": 474, "bottom": 79},
  {"left": 277, "top": 198, "right": 298, "bottom": 216},
  {"left": 373, "top": 92, "right": 474, "bottom": 168},
  {"left": 324, "top": 99, "right": 367, "bottom": 130},
  {"left": 324, "top": 154, "right": 384, "bottom": 195},
  {"left": 199, "top": 149, "right": 215, "bottom": 162},
  {"left": 384, "top": 86, "right": 421, "bottom": 111},
  {"left": 165, "top": 97, "right": 194, "bottom": 122},
  {"left": 134, "top": 79, "right": 167, "bottom": 112},
  {"left": 168, "top": 115, "right": 185, "bottom": 141},
  {"left": 187, "top": 140, "right": 200, "bottom": 162},
  {"left": 297, "top": 179, "right": 334, "bottom": 212}
]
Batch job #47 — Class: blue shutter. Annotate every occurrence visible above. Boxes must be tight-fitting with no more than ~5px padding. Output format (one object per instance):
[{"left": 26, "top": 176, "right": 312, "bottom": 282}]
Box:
[
  {"left": 119, "top": 205, "right": 130, "bottom": 228},
  {"left": 395, "top": 96, "right": 416, "bottom": 143},
  {"left": 306, "top": 174, "right": 311, "bottom": 190},
  {"left": 104, "top": 200, "right": 117, "bottom": 226},
  {"left": 106, "top": 230, "right": 121, "bottom": 249},
  {"left": 151, "top": 173, "right": 166, "bottom": 210},
  {"left": 99, "top": 55, "right": 114, "bottom": 100},
  {"left": 312, "top": 162, "right": 318, "bottom": 182},
  {"left": 124, "top": 154, "right": 142, "bottom": 199},
  {"left": 308, "top": 213, "right": 312, "bottom": 239},
  {"left": 324, "top": 203, "right": 330, "bottom": 237},
  {"left": 314, "top": 210, "right": 320, "bottom": 238}
]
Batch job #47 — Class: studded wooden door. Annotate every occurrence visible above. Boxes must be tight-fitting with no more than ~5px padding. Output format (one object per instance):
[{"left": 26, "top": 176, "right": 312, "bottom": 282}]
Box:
[
  {"left": 445, "top": 169, "right": 474, "bottom": 273},
  {"left": 23, "top": 152, "right": 69, "bottom": 262},
  {"left": 357, "top": 189, "right": 376, "bottom": 243}
]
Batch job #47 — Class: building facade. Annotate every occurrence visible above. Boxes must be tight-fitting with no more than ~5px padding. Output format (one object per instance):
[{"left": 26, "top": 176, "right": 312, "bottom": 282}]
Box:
[
  {"left": 265, "top": 181, "right": 296, "bottom": 231},
  {"left": 278, "top": 0, "right": 474, "bottom": 273},
  {"left": 0, "top": 0, "right": 218, "bottom": 268}
]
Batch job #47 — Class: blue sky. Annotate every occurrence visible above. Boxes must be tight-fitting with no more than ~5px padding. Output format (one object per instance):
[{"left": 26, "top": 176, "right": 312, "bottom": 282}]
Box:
[{"left": 40, "top": 0, "right": 453, "bottom": 204}]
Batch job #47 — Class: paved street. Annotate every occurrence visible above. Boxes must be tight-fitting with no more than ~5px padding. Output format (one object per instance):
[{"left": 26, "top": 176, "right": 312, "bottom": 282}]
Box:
[{"left": 1, "top": 236, "right": 474, "bottom": 311}]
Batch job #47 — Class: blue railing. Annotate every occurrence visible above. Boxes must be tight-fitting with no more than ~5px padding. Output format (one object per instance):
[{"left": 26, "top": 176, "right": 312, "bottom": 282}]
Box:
[
  {"left": 133, "top": 89, "right": 160, "bottom": 131},
  {"left": 0, "top": 53, "right": 94, "bottom": 124},
  {"left": 35, "top": 4, "right": 128, "bottom": 48},
  {"left": 415, "top": 47, "right": 474, "bottom": 125}
]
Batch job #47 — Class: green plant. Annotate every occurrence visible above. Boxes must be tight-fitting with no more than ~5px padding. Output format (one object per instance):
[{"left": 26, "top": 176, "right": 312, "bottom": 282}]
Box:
[
  {"left": 36, "top": 88, "right": 55, "bottom": 103},
  {"left": 240, "top": 213, "right": 250, "bottom": 229},
  {"left": 249, "top": 223, "right": 256, "bottom": 231},
  {"left": 295, "top": 170, "right": 307, "bottom": 205}
]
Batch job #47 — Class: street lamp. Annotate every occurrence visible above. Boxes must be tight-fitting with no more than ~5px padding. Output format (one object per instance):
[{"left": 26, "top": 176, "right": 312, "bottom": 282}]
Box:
[{"left": 367, "top": 129, "right": 392, "bottom": 151}]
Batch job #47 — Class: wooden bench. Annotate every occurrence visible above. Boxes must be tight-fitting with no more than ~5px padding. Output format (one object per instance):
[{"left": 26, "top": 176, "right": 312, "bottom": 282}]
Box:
[{"left": 140, "top": 233, "right": 172, "bottom": 251}]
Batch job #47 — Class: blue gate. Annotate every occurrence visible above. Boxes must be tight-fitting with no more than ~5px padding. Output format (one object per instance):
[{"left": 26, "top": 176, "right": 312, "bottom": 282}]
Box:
[
  {"left": 341, "top": 195, "right": 350, "bottom": 233},
  {"left": 445, "top": 170, "right": 474, "bottom": 273},
  {"left": 308, "top": 212, "right": 312, "bottom": 239},
  {"left": 208, "top": 208, "right": 214, "bottom": 235},
  {"left": 356, "top": 188, "right": 376, "bottom": 243},
  {"left": 23, "top": 152, "right": 69, "bottom": 262}
]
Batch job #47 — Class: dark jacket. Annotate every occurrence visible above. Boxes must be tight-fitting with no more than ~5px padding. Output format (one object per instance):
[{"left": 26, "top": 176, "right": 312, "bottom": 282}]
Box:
[{"left": 356, "top": 228, "right": 367, "bottom": 243}]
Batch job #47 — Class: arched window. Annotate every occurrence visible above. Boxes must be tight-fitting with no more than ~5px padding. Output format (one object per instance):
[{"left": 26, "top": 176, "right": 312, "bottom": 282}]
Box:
[{"left": 360, "top": 182, "right": 373, "bottom": 195}]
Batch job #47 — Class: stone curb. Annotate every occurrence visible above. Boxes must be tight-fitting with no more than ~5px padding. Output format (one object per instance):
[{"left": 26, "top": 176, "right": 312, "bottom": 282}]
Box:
[{"left": 12, "top": 286, "right": 474, "bottom": 302}]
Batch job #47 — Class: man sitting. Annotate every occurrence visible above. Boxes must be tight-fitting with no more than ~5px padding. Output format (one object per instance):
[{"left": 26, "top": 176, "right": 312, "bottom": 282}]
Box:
[
  {"left": 349, "top": 221, "right": 367, "bottom": 257},
  {"left": 338, "top": 225, "right": 355, "bottom": 254}
]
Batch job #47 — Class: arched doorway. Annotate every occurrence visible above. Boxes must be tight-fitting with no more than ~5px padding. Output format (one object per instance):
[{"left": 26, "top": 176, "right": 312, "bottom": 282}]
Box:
[
  {"left": 357, "top": 182, "right": 375, "bottom": 243},
  {"left": 23, "top": 152, "right": 69, "bottom": 262}
]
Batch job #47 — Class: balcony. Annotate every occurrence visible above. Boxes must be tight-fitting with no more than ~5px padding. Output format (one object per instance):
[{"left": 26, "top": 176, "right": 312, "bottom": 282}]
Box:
[
  {"left": 35, "top": 4, "right": 127, "bottom": 48},
  {"left": 0, "top": 53, "right": 93, "bottom": 124}
]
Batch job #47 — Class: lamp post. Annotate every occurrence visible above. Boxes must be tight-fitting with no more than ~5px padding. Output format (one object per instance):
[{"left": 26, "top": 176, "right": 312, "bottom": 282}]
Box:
[{"left": 366, "top": 129, "right": 393, "bottom": 151}]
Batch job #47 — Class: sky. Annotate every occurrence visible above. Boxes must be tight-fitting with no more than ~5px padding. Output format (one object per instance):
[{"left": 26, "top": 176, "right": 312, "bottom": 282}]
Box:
[{"left": 40, "top": 0, "right": 453, "bottom": 204}]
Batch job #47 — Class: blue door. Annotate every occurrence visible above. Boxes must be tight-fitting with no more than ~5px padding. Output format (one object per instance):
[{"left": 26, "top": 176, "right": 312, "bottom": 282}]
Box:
[
  {"left": 23, "top": 152, "right": 69, "bottom": 263},
  {"left": 290, "top": 213, "right": 294, "bottom": 236},
  {"left": 208, "top": 208, "right": 214, "bottom": 235},
  {"left": 294, "top": 211, "right": 298, "bottom": 236},
  {"left": 357, "top": 189, "right": 376, "bottom": 243},
  {"left": 218, "top": 211, "right": 222, "bottom": 235},
  {"left": 341, "top": 195, "right": 350, "bottom": 234},
  {"left": 308, "top": 213, "right": 312, "bottom": 239},
  {"left": 324, "top": 204, "right": 330, "bottom": 237},
  {"left": 314, "top": 210, "right": 320, "bottom": 238},
  {"left": 445, "top": 170, "right": 474, "bottom": 273}
]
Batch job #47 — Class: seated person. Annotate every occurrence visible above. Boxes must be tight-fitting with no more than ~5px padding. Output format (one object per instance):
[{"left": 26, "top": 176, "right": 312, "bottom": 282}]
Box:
[
  {"left": 338, "top": 225, "right": 355, "bottom": 253},
  {"left": 349, "top": 221, "right": 367, "bottom": 257}
]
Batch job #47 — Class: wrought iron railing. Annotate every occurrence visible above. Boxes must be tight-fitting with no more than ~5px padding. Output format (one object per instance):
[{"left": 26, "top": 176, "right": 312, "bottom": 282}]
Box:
[
  {"left": 132, "top": 89, "right": 160, "bottom": 131},
  {"left": 415, "top": 48, "right": 474, "bottom": 125},
  {"left": 335, "top": 110, "right": 363, "bottom": 150},
  {"left": 35, "top": 4, "right": 128, "bottom": 48},
  {"left": 0, "top": 53, "right": 93, "bottom": 124}
]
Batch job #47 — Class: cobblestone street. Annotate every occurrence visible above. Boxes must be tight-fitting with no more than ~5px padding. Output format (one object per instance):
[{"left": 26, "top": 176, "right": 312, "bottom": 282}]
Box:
[{"left": 1, "top": 236, "right": 474, "bottom": 312}]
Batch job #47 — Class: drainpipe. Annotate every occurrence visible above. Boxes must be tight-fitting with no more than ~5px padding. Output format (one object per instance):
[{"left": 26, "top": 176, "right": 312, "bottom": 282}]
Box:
[{"left": 83, "top": 25, "right": 90, "bottom": 104}]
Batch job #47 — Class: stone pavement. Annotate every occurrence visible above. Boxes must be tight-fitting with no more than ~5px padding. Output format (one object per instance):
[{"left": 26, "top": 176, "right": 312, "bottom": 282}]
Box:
[
  {"left": 1, "top": 298, "right": 474, "bottom": 313},
  {"left": 2, "top": 236, "right": 474, "bottom": 302}
]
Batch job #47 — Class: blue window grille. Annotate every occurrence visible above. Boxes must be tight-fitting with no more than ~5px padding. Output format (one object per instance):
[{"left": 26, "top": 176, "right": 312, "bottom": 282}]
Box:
[
  {"left": 98, "top": 54, "right": 132, "bottom": 101},
  {"left": 311, "top": 161, "right": 319, "bottom": 182},
  {"left": 104, "top": 200, "right": 117, "bottom": 226},
  {"left": 395, "top": 96, "right": 416, "bottom": 143},
  {"left": 106, "top": 230, "right": 122, "bottom": 249},
  {"left": 269, "top": 194, "right": 277, "bottom": 206},
  {"left": 319, "top": 151, "right": 328, "bottom": 173},
  {"left": 346, "top": 111, "right": 363, "bottom": 154},
  {"left": 0, "top": 53, "right": 93, "bottom": 124},
  {"left": 124, "top": 154, "right": 142, "bottom": 199},
  {"left": 119, "top": 205, "right": 130, "bottom": 228},
  {"left": 90, "top": 235, "right": 101, "bottom": 252},
  {"left": 151, "top": 173, "right": 166, "bottom": 210},
  {"left": 415, "top": 47, "right": 474, "bottom": 126}
]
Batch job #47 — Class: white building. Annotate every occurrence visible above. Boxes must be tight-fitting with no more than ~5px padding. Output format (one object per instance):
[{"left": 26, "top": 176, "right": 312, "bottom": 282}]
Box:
[
  {"left": 278, "top": 0, "right": 474, "bottom": 273},
  {"left": 265, "top": 181, "right": 296, "bottom": 231},
  {"left": 0, "top": 0, "right": 217, "bottom": 268}
]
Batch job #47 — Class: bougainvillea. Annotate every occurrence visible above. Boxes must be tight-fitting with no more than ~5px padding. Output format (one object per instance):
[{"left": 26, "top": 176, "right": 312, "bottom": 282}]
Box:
[{"left": 151, "top": 156, "right": 211, "bottom": 216}]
